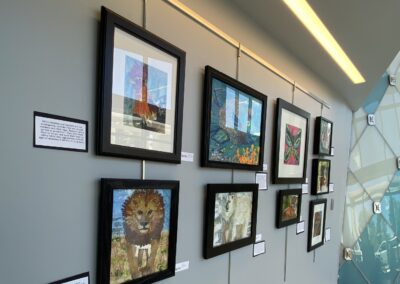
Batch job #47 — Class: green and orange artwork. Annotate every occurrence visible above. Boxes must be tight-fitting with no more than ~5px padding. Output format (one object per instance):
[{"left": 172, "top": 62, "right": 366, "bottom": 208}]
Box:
[{"left": 208, "top": 78, "right": 262, "bottom": 165}]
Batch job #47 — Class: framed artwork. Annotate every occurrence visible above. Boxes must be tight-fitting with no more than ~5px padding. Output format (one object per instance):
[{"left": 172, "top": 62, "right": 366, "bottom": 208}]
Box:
[
  {"left": 273, "top": 98, "right": 310, "bottom": 184},
  {"left": 313, "top": 116, "right": 333, "bottom": 155},
  {"left": 49, "top": 272, "right": 90, "bottom": 284},
  {"left": 202, "top": 66, "right": 268, "bottom": 171},
  {"left": 97, "top": 7, "right": 186, "bottom": 163},
  {"left": 311, "top": 159, "right": 331, "bottom": 195},
  {"left": 276, "top": 189, "right": 302, "bottom": 228},
  {"left": 307, "top": 199, "right": 327, "bottom": 252},
  {"left": 97, "top": 179, "right": 179, "bottom": 284},
  {"left": 204, "top": 184, "right": 258, "bottom": 259}
]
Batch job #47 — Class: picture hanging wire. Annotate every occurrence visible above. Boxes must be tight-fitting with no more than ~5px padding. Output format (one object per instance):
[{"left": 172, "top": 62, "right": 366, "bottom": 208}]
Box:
[
  {"left": 141, "top": 0, "right": 148, "bottom": 181},
  {"left": 284, "top": 226, "right": 288, "bottom": 282},
  {"left": 143, "top": 0, "right": 148, "bottom": 29},
  {"left": 164, "top": 0, "right": 331, "bottom": 109},
  {"left": 236, "top": 42, "right": 241, "bottom": 80},
  {"left": 228, "top": 251, "right": 232, "bottom": 284},
  {"left": 231, "top": 43, "right": 242, "bottom": 184},
  {"left": 141, "top": 160, "right": 146, "bottom": 180},
  {"left": 292, "top": 81, "right": 296, "bottom": 104}
]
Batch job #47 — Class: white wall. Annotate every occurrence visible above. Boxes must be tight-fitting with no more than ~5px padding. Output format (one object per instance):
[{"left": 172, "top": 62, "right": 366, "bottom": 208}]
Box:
[{"left": 0, "top": 0, "right": 352, "bottom": 283}]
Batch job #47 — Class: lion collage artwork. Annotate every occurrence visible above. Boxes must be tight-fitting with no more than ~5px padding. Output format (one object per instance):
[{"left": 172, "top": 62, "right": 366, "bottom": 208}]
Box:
[{"left": 110, "top": 189, "right": 171, "bottom": 284}]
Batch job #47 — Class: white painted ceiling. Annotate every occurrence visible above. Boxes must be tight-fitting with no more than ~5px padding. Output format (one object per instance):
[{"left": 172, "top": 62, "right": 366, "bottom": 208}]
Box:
[{"left": 229, "top": 0, "right": 400, "bottom": 110}]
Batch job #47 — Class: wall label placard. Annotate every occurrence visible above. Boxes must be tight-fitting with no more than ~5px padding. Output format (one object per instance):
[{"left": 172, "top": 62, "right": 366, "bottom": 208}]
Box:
[
  {"left": 175, "top": 261, "right": 190, "bottom": 273},
  {"left": 181, "top": 152, "right": 194, "bottom": 162},
  {"left": 256, "top": 172, "right": 268, "bottom": 190},
  {"left": 325, "top": 227, "right": 331, "bottom": 242},
  {"left": 49, "top": 272, "right": 89, "bottom": 284},
  {"left": 253, "top": 241, "right": 266, "bottom": 257},
  {"left": 296, "top": 221, "right": 305, "bottom": 234},
  {"left": 33, "top": 112, "right": 88, "bottom": 152},
  {"left": 302, "top": 183, "right": 309, "bottom": 194}
]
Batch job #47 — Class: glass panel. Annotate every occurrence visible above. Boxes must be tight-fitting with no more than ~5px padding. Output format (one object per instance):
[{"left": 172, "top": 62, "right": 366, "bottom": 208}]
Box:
[
  {"left": 363, "top": 72, "right": 389, "bottom": 114},
  {"left": 394, "top": 273, "right": 400, "bottom": 284},
  {"left": 349, "top": 126, "right": 396, "bottom": 202},
  {"left": 380, "top": 171, "right": 400, "bottom": 237},
  {"left": 353, "top": 215, "right": 400, "bottom": 284},
  {"left": 342, "top": 172, "right": 373, "bottom": 248},
  {"left": 338, "top": 261, "right": 368, "bottom": 284},
  {"left": 375, "top": 87, "right": 400, "bottom": 156},
  {"left": 396, "top": 68, "right": 400, "bottom": 94},
  {"left": 351, "top": 108, "right": 367, "bottom": 150}
]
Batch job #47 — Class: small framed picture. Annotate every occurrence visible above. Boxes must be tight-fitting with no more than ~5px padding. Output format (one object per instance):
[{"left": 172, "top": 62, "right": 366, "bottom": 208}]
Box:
[
  {"left": 97, "top": 179, "right": 179, "bottom": 284},
  {"left": 204, "top": 184, "right": 258, "bottom": 259},
  {"left": 97, "top": 7, "right": 186, "bottom": 163},
  {"left": 273, "top": 98, "right": 310, "bottom": 184},
  {"left": 307, "top": 199, "right": 327, "bottom": 252},
  {"left": 276, "top": 189, "right": 302, "bottom": 228},
  {"left": 313, "top": 116, "right": 333, "bottom": 156},
  {"left": 202, "top": 66, "right": 268, "bottom": 171},
  {"left": 311, "top": 159, "right": 331, "bottom": 195},
  {"left": 49, "top": 272, "right": 90, "bottom": 284}
]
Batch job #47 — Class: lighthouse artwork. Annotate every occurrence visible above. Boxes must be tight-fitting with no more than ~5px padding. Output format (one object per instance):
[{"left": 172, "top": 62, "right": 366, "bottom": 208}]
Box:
[{"left": 123, "top": 56, "right": 168, "bottom": 134}]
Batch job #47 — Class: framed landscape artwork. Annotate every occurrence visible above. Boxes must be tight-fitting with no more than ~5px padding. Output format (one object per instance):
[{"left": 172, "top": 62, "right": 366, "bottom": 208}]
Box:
[
  {"left": 313, "top": 116, "right": 333, "bottom": 156},
  {"left": 202, "top": 66, "right": 268, "bottom": 171},
  {"left": 311, "top": 159, "right": 331, "bottom": 195},
  {"left": 273, "top": 98, "right": 310, "bottom": 184},
  {"left": 204, "top": 184, "right": 258, "bottom": 259},
  {"left": 307, "top": 199, "right": 327, "bottom": 252},
  {"left": 97, "top": 7, "right": 185, "bottom": 163},
  {"left": 276, "top": 189, "right": 302, "bottom": 228},
  {"left": 97, "top": 179, "right": 179, "bottom": 284}
]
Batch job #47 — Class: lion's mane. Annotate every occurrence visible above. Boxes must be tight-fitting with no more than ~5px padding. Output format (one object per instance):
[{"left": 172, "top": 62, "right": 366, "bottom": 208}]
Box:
[{"left": 122, "top": 190, "right": 165, "bottom": 246}]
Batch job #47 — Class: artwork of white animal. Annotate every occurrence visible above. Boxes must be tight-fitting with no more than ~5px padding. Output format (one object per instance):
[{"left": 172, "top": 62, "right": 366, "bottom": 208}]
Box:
[{"left": 216, "top": 193, "right": 253, "bottom": 244}]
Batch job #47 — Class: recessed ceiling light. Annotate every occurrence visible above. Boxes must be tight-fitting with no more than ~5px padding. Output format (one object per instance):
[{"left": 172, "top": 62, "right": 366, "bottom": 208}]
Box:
[{"left": 283, "top": 0, "right": 365, "bottom": 84}]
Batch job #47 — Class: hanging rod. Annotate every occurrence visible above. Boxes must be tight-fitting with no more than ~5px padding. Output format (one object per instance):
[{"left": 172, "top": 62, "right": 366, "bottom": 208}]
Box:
[{"left": 163, "top": 0, "right": 331, "bottom": 109}]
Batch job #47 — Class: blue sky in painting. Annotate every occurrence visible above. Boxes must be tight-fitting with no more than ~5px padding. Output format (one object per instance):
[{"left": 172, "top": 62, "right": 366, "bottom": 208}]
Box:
[{"left": 112, "top": 189, "right": 172, "bottom": 237}]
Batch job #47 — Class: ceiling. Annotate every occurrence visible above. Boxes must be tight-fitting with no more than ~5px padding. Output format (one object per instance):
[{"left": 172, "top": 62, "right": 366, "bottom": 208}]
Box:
[{"left": 229, "top": 0, "right": 400, "bottom": 110}]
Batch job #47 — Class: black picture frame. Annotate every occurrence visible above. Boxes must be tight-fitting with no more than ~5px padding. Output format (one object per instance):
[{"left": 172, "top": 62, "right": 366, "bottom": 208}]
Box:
[
  {"left": 49, "top": 272, "right": 90, "bottom": 284},
  {"left": 204, "top": 184, "right": 258, "bottom": 259},
  {"left": 311, "top": 159, "right": 331, "bottom": 195},
  {"left": 273, "top": 98, "right": 310, "bottom": 184},
  {"left": 307, "top": 199, "right": 327, "bottom": 252},
  {"left": 33, "top": 111, "right": 89, "bottom": 152},
  {"left": 97, "top": 7, "right": 186, "bottom": 163},
  {"left": 313, "top": 116, "right": 333, "bottom": 156},
  {"left": 97, "top": 179, "right": 179, "bottom": 284},
  {"left": 201, "top": 66, "right": 268, "bottom": 171},
  {"left": 276, "top": 189, "right": 302, "bottom": 228}
]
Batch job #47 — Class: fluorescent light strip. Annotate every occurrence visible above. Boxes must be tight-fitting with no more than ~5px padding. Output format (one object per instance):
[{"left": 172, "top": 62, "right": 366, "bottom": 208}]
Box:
[
  {"left": 283, "top": 0, "right": 365, "bottom": 84},
  {"left": 164, "top": 0, "right": 331, "bottom": 108}
]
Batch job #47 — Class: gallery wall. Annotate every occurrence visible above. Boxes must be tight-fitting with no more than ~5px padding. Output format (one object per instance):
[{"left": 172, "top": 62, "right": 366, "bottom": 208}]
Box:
[{"left": 0, "top": 0, "right": 352, "bottom": 283}]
